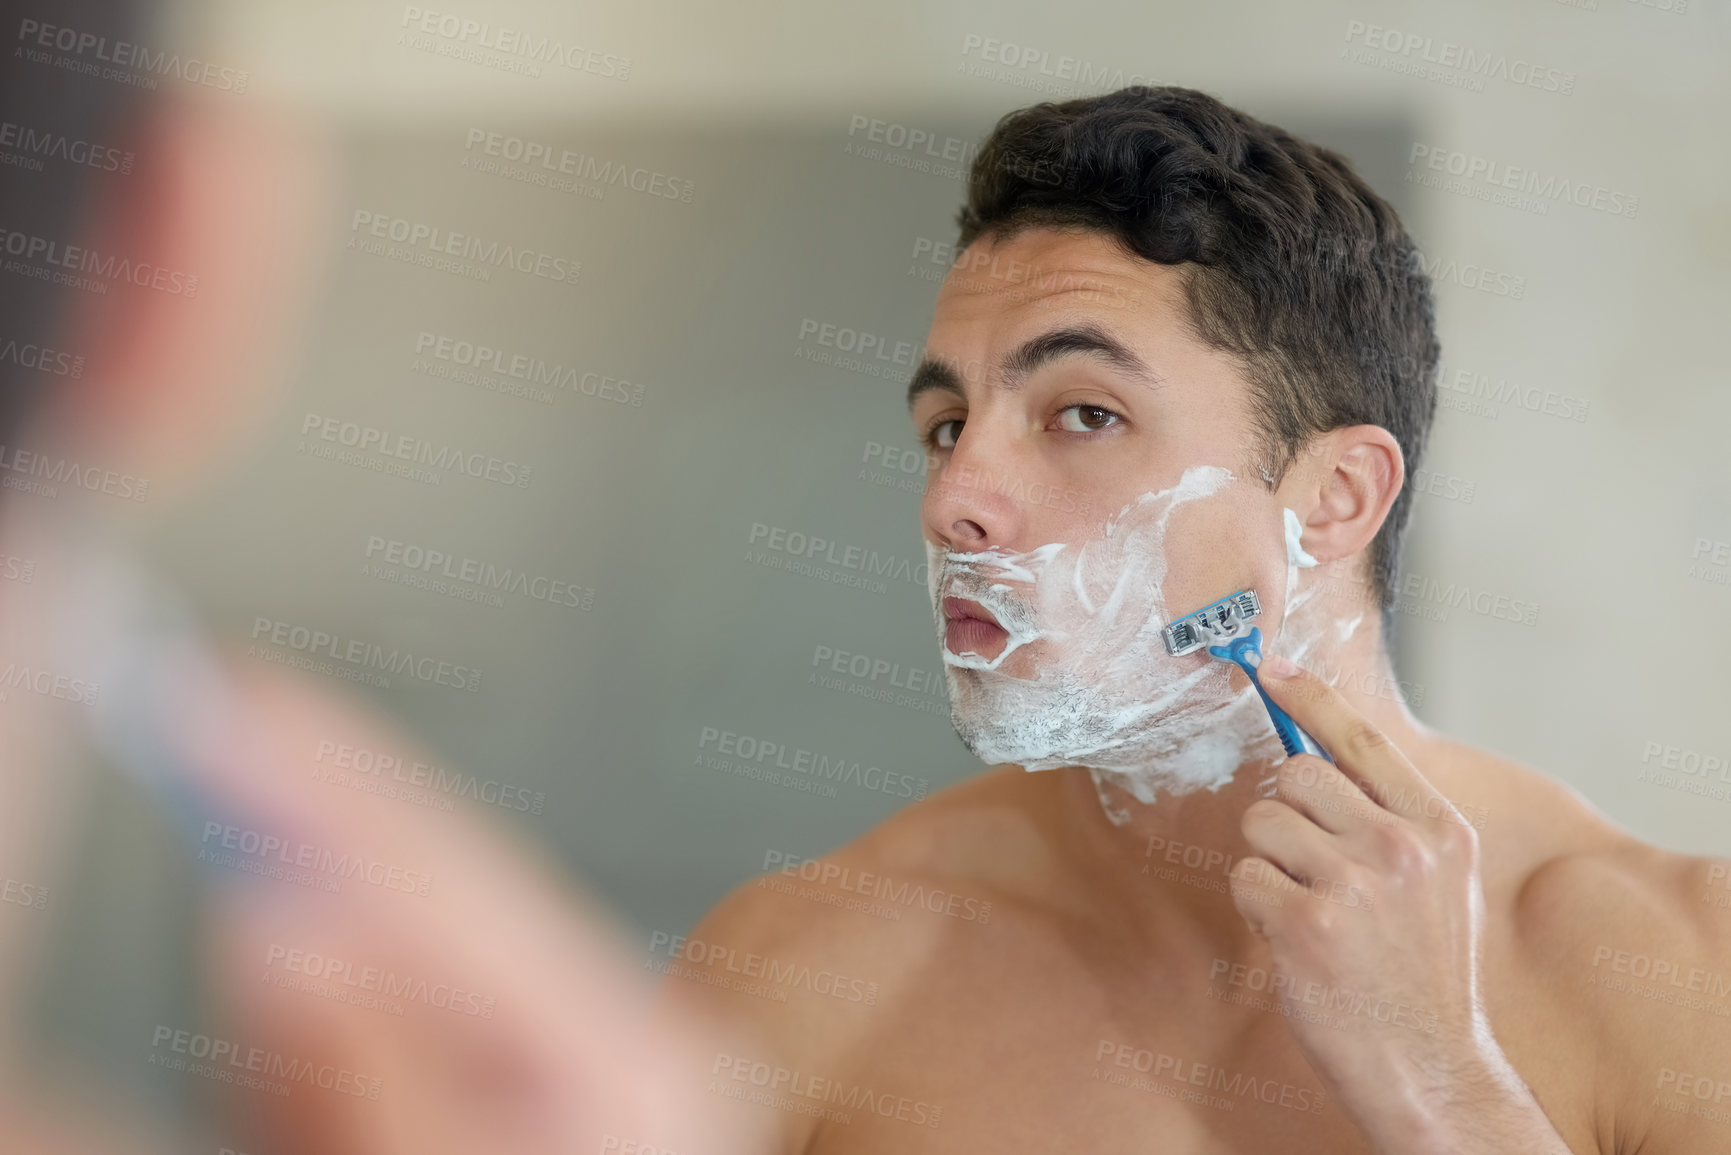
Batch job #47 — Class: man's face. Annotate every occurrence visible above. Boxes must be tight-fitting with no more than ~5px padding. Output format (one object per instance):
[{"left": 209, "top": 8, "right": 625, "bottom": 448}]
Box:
[{"left": 908, "top": 226, "right": 1305, "bottom": 794}]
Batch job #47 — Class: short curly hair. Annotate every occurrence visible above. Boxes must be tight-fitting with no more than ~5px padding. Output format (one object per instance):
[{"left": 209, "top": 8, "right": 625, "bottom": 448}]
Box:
[{"left": 956, "top": 85, "right": 1440, "bottom": 636}]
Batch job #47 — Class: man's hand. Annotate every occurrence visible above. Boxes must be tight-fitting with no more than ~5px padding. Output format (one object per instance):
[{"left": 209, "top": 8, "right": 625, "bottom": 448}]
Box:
[{"left": 1228, "top": 653, "right": 1572, "bottom": 1155}]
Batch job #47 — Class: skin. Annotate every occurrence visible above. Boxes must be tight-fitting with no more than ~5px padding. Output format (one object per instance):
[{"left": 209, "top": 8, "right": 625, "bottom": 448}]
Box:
[{"left": 664, "top": 227, "right": 1731, "bottom": 1153}]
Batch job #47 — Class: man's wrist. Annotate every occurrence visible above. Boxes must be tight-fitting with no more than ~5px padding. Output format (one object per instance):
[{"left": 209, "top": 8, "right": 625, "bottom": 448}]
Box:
[{"left": 1353, "top": 1045, "right": 1573, "bottom": 1155}]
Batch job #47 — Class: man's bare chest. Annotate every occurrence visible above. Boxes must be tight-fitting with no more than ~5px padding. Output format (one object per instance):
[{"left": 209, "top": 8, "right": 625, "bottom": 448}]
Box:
[
  {"left": 794, "top": 919, "right": 1603, "bottom": 1154},
  {"left": 791, "top": 950, "right": 1370, "bottom": 1153}
]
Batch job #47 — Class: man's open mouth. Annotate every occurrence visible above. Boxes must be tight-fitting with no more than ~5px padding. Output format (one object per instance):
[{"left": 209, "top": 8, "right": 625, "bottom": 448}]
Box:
[{"left": 942, "top": 595, "right": 1009, "bottom": 658}]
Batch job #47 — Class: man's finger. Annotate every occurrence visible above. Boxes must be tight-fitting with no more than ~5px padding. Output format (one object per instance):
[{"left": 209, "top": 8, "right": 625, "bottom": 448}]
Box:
[
  {"left": 1269, "top": 754, "right": 1385, "bottom": 836},
  {"left": 1256, "top": 654, "right": 1455, "bottom": 826},
  {"left": 1239, "top": 796, "right": 1345, "bottom": 890}
]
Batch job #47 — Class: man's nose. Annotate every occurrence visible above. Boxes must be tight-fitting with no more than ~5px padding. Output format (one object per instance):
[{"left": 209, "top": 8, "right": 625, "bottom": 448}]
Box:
[
  {"left": 946, "top": 513, "right": 989, "bottom": 549},
  {"left": 922, "top": 424, "right": 1024, "bottom": 551}
]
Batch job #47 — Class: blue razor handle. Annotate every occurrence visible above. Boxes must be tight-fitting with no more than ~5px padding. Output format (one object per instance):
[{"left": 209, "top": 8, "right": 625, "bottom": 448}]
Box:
[{"left": 1207, "top": 627, "right": 1333, "bottom": 762}]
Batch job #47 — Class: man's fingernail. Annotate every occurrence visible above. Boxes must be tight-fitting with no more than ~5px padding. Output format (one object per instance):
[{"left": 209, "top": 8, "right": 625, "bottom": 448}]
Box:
[{"left": 1259, "top": 654, "right": 1299, "bottom": 679}]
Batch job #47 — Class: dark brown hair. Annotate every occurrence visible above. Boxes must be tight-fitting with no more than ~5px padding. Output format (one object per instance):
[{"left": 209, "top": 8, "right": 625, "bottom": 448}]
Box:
[{"left": 957, "top": 85, "right": 1440, "bottom": 635}]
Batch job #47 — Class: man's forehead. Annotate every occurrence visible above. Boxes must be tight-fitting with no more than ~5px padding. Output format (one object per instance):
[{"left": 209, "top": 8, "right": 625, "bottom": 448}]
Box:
[
  {"left": 924, "top": 231, "right": 1185, "bottom": 363},
  {"left": 925, "top": 285, "right": 1148, "bottom": 357},
  {"left": 913, "top": 240, "right": 1184, "bottom": 402},
  {"left": 933, "top": 228, "right": 1162, "bottom": 308}
]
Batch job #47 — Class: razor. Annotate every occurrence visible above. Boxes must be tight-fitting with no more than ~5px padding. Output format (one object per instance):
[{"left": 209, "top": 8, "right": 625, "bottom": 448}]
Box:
[{"left": 1161, "top": 589, "right": 1332, "bottom": 762}]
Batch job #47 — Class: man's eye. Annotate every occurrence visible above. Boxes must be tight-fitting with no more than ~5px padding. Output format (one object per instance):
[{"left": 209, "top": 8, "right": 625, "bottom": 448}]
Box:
[
  {"left": 1056, "top": 404, "right": 1121, "bottom": 433},
  {"left": 923, "top": 418, "right": 963, "bottom": 449}
]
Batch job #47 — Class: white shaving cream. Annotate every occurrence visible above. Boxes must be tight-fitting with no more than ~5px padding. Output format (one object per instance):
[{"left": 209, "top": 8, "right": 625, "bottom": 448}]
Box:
[
  {"left": 926, "top": 470, "right": 1342, "bottom": 818},
  {"left": 1283, "top": 507, "right": 1319, "bottom": 568}
]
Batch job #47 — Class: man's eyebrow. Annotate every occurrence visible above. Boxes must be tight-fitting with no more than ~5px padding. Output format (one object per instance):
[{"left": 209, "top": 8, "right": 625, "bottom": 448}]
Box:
[
  {"left": 905, "top": 359, "right": 964, "bottom": 411},
  {"left": 905, "top": 323, "right": 1162, "bottom": 412}
]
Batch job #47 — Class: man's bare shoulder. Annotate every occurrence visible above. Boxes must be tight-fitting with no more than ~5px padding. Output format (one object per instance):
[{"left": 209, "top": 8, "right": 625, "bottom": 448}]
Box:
[
  {"left": 1515, "top": 827, "right": 1731, "bottom": 1149},
  {"left": 684, "top": 766, "right": 1051, "bottom": 965},
  {"left": 1437, "top": 738, "right": 1731, "bottom": 1148},
  {"left": 1507, "top": 816, "right": 1731, "bottom": 1005},
  {"left": 1432, "top": 738, "right": 1723, "bottom": 936},
  {"left": 657, "top": 768, "right": 1056, "bottom": 1148},
  {"left": 664, "top": 769, "right": 1048, "bottom": 1029},
  {"left": 1429, "top": 736, "right": 1726, "bottom": 956}
]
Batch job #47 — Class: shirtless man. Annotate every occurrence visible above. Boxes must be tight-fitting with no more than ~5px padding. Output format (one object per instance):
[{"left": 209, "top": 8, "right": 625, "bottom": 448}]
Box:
[{"left": 665, "top": 86, "right": 1731, "bottom": 1153}]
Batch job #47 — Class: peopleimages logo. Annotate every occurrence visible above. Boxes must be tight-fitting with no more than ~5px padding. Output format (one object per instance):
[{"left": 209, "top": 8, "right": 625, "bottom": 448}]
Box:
[
  {"left": 462, "top": 130, "right": 693, "bottom": 202},
  {"left": 149, "top": 1025, "right": 382, "bottom": 1098},
  {"left": 699, "top": 728, "right": 930, "bottom": 800},
  {"left": 348, "top": 210, "right": 580, "bottom": 285},
  {"left": 0, "top": 118, "right": 134, "bottom": 173},
  {"left": 0, "top": 661, "right": 99, "bottom": 706},
  {"left": 314, "top": 739, "right": 546, "bottom": 815},
  {"left": 746, "top": 523, "right": 929, "bottom": 586},
  {"left": 198, "top": 821, "right": 435, "bottom": 897},
  {"left": 249, "top": 615, "right": 484, "bottom": 693},
  {"left": 1408, "top": 143, "right": 1638, "bottom": 219},
  {"left": 1394, "top": 571, "right": 1539, "bottom": 626},
  {"left": 364, "top": 535, "right": 594, "bottom": 610},
  {"left": 957, "top": 33, "right": 1162, "bottom": 94},
  {"left": 0, "top": 335, "right": 84, "bottom": 377},
  {"left": 413, "top": 331, "right": 645, "bottom": 406},
  {"left": 1341, "top": 20, "right": 1575, "bottom": 94},
  {"left": 299, "top": 411, "right": 534, "bottom": 489},
  {"left": 0, "top": 443, "right": 148, "bottom": 502},
  {"left": 0, "top": 226, "right": 198, "bottom": 296},
  {"left": 710, "top": 1052, "right": 943, "bottom": 1129},
  {"left": 398, "top": 6, "right": 631, "bottom": 80},
  {"left": 265, "top": 943, "right": 497, "bottom": 1018},
  {"left": 15, "top": 18, "right": 251, "bottom": 92},
  {"left": 648, "top": 930, "right": 880, "bottom": 1006}
]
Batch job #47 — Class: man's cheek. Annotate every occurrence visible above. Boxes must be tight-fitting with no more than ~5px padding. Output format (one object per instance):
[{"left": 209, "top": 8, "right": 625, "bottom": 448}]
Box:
[{"left": 1157, "top": 506, "right": 1279, "bottom": 631}]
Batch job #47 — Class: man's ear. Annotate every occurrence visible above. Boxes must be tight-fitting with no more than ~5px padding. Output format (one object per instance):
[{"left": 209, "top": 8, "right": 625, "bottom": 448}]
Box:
[{"left": 1284, "top": 425, "right": 1404, "bottom": 566}]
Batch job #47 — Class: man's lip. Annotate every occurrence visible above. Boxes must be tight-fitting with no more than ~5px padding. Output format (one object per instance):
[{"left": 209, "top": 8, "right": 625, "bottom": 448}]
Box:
[{"left": 942, "top": 596, "right": 1002, "bottom": 628}]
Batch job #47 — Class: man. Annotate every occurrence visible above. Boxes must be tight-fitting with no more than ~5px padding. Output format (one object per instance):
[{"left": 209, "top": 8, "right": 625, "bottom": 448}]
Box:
[{"left": 667, "top": 86, "right": 1731, "bottom": 1152}]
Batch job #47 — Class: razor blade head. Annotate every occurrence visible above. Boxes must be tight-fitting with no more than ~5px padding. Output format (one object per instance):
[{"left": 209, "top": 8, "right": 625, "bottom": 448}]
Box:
[{"left": 1161, "top": 589, "right": 1262, "bottom": 656}]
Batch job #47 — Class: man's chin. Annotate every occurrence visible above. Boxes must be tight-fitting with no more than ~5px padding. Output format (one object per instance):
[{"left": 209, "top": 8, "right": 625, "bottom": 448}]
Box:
[{"left": 943, "top": 673, "right": 1272, "bottom": 784}]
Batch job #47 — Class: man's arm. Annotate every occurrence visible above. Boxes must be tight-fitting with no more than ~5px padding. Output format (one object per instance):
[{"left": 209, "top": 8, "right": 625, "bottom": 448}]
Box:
[{"left": 1232, "top": 655, "right": 1577, "bottom": 1154}]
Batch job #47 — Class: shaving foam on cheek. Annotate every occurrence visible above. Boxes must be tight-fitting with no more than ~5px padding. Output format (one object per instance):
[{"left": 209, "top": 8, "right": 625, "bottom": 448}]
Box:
[{"left": 925, "top": 465, "right": 1282, "bottom": 814}]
